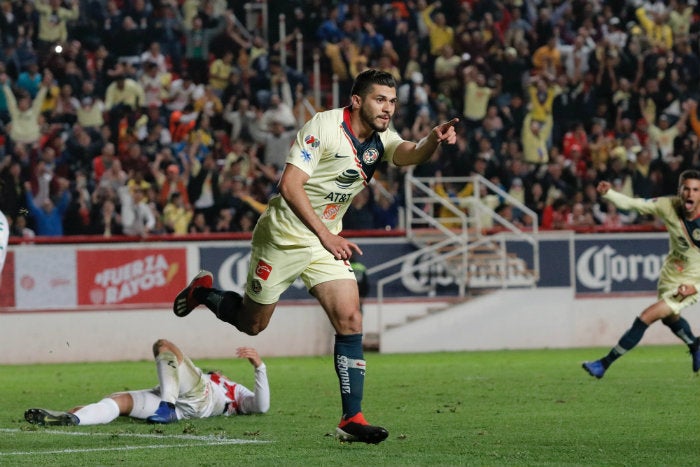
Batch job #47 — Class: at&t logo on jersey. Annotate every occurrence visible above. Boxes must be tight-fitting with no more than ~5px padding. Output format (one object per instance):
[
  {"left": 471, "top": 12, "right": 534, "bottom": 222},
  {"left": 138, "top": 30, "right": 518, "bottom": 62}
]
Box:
[
  {"left": 335, "top": 169, "right": 360, "bottom": 189},
  {"left": 362, "top": 148, "right": 379, "bottom": 165},
  {"left": 304, "top": 135, "right": 320, "bottom": 148}
]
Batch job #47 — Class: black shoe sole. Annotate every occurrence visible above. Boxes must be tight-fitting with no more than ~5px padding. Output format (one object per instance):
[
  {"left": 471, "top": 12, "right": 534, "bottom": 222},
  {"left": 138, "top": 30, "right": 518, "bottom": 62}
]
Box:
[
  {"left": 336, "top": 424, "right": 389, "bottom": 444},
  {"left": 24, "top": 408, "right": 78, "bottom": 426}
]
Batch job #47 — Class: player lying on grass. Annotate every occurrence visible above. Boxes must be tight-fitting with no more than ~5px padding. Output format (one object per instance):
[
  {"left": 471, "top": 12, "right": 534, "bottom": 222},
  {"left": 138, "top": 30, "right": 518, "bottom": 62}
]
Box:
[
  {"left": 24, "top": 339, "right": 269, "bottom": 426},
  {"left": 582, "top": 172, "right": 700, "bottom": 379}
]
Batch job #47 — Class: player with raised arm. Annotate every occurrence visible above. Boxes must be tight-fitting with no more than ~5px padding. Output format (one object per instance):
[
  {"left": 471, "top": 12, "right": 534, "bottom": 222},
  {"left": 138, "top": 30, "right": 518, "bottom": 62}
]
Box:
[
  {"left": 582, "top": 171, "right": 700, "bottom": 378},
  {"left": 173, "top": 69, "right": 458, "bottom": 443},
  {"left": 24, "top": 339, "right": 269, "bottom": 425}
]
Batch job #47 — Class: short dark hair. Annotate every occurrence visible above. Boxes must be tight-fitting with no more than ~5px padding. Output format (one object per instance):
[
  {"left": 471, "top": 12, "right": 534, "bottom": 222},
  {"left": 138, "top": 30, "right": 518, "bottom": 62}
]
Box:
[
  {"left": 679, "top": 169, "right": 700, "bottom": 185},
  {"left": 350, "top": 69, "right": 397, "bottom": 100}
]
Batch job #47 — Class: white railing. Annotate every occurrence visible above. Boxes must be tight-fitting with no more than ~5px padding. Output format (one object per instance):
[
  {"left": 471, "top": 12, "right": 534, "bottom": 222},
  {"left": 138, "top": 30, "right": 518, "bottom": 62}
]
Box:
[{"left": 370, "top": 170, "right": 540, "bottom": 340}]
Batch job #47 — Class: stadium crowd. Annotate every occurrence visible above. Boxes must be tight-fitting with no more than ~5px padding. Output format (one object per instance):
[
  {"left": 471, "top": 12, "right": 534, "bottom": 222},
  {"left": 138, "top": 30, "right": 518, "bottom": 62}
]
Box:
[{"left": 1, "top": 0, "right": 700, "bottom": 239}]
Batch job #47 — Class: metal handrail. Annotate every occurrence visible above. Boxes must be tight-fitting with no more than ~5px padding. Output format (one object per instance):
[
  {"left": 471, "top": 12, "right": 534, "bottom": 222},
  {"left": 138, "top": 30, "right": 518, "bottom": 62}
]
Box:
[{"left": 372, "top": 170, "right": 540, "bottom": 344}]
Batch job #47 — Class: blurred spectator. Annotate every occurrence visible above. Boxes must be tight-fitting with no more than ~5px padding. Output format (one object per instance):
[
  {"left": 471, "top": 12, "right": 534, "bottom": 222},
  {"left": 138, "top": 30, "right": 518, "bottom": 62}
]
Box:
[
  {"left": 635, "top": 3, "right": 673, "bottom": 51},
  {"left": 532, "top": 36, "right": 561, "bottom": 76},
  {"left": 63, "top": 171, "right": 92, "bottom": 235},
  {"left": 104, "top": 72, "right": 145, "bottom": 113},
  {"left": 10, "top": 214, "right": 35, "bottom": 239},
  {"left": 433, "top": 44, "right": 461, "bottom": 102},
  {"left": 223, "top": 96, "right": 256, "bottom": 142},
  {"left": 24, "top": 177, "right": 71, "bottom": 236},
  {"left": 184, "top": 14, "right": 228, "bottom": 85},
  {"left": 521, "top": 112, "right": 553, "bottom": 165},
  {"left": 258, "top": 88, "right": 296, "bottom": 131},
  {"left": 51, "top": 83, "right": 80, "bottom": 125},
  {"left": 98, "top": 157, "right": 127, "bottom": 193},
  {"left": 645, "top": 105, "right": 689, "bottom": 163},
  {"left": 421, "top": 0, "right": 454, "bottom": 58},
  {"left": 17, "top": 61, "right": 42, "bottom": 98},
  {"left": 0, "top": 158, "right": 26, "bottom": 220},
  {"left": 166, "top": 73, "right": 202, "bottom": 113},
  {"left": 118, "top": 185, "right": 155, "bottom": 237},
  {"left": 208, "top": 50, "right": 234, "bottom": 97},
  {"left": 593, "top": 199, "right": 637, "bottom": 228},
  {"left": 140, "top": 42, "right": 168, "bottom": 75},
  {"left": 461, "top": 64, "right": 495, "bottom": 135},
  {"left": 188, "top": 152, "right": 219, "bottom": 225},
  {"left": 343, "top": 186, "right": 374, "bottom": 230},
  {"left": 140, "top": 61, "right": 168, "bottom": 109},
  {"left": 249, "top": 116, "right": 296, "bottom": 170},
  {"left": 188, "top": 211, "right": 210, "bottom": 234},
  {"left": 372, "top": 182, "right": 400, "bottom": 230},
  {"left": 35, "top": 0, "right": 79, "bottom": 62},
  {"left": 92, "top": 142, "right": 116, "bottom": 185},
  {"left": 162, "top": 191, "right": 193, "bottom": 234},
  {"left": 1, "top": 69, "right": 52, "bottom": 146},
  {"left": 154, "top": 161, "right": 189, "bottom": 210},
  {"left": 193, "top": 86, "right": 223, "bottom": 122},
  {"left": 0, "top": 1, "right": 20, "bottom": 49},
  {"left": 565, "top": 202, "right": 595, "bottom": 228}
]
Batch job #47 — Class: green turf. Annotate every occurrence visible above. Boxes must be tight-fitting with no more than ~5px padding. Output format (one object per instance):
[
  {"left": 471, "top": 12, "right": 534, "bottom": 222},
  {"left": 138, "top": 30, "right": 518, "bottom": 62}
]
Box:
[{"left": 0, "top": 346, "right": 698, "bottom": 467}]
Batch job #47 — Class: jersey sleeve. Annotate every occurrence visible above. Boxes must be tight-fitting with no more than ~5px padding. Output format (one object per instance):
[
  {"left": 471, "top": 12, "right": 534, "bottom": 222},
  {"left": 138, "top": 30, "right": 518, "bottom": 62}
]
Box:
[
  {"left": 382, "top": 128, "right": 406, "bottom": 164},
  {"left": 603, "top": 189, "right": 670, "bottom": 217},
  {"left": 286, "top": 114, "right": 324, "bottom": 176},
  {"left": 235, "top": 364, "right": 270, "bottom": 415}
]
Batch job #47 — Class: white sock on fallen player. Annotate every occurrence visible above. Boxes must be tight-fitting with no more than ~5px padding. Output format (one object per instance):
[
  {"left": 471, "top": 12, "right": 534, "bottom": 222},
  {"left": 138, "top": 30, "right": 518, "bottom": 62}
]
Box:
[
  {"left": 155, "top": 351, "right": 179, "bottom": 404},
  {"left": 72, "top": 398, "right": 120, "bottom": 425}
]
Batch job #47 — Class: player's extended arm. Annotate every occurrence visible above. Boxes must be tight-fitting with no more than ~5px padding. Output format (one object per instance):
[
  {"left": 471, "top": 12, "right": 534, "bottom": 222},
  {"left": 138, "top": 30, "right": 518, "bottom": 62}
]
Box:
[
  {"left": 235, "top": 347, "right": 270, "bottom": 414},
  {"left": 597, "top": 180, "right": 661, "bottom": 216},
  {"left": 278, "top": 164, "right": 362, "bottom": 261},
  {"left": 392, "top": 118, "right": 459, "bottom": 166}
]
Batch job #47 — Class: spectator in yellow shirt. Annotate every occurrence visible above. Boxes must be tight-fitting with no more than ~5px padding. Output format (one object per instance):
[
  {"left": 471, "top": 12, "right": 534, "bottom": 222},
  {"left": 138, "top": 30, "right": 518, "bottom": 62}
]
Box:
[
  {"left": 35, "top": 0, "right": 79, "bottom": 59},
  {"left": 1, "top": 69, "right": 52, "bottom": 146},
  {"left": 422, "top": 1, "right": 454, "bottom": 57},
  {"left": 162, "top": 192, "right": 194, "bottom": 235},
  {"left": 522, "top": 112, "right": 553, "bottom": 165},
  {"left": 532, "top": 36, "right": 562, "bottom": 76},
  {"left": 462, "top": 65, "right": 495, "bottom": 133},
  {"left": 636, "top": 4, "right": 673, "bottom": 50},
  {"left": 208, "top": 51, "right": 235, "bottom": 97}
]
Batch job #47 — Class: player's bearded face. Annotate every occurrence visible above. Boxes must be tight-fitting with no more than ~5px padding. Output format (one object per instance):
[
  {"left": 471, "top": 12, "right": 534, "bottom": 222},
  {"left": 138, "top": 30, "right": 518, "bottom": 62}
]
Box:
[{"left": 358, "top": 93, "right": 394, "bottom": 132}]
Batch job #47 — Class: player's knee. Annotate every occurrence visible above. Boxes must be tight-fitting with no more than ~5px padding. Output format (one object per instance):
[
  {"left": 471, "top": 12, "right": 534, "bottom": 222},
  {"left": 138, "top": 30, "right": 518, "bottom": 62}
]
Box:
[
  {"left": 241, "top": 321, "right": 267, "bottom": 336},
  {"left": 152, "top": 338, "right": 174, "bottom": 356},
  {"left": 335, "top": 310, "right": 363, "bottom": 334},
  {"left": 238, "top": 316, "right": 269, "bottom": 336}
]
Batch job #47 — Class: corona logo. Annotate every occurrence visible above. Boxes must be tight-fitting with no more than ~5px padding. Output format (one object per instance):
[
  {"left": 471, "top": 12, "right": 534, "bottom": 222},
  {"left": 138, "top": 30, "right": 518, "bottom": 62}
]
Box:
[{"left": 576, "top": 245, "right": 664, "bottom": 293}]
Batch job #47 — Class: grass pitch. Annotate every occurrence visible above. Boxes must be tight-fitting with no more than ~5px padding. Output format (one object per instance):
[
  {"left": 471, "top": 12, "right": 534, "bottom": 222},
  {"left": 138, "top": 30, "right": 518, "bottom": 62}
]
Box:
[{"left": 0, "top": 346, "right": 698, "bottom": 467}]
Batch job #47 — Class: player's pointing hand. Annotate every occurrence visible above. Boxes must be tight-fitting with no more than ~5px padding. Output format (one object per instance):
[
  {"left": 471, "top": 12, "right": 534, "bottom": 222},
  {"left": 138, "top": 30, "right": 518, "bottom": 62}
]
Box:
[{"left": 433, "top": 118, "right": 459, "bottom": 145}]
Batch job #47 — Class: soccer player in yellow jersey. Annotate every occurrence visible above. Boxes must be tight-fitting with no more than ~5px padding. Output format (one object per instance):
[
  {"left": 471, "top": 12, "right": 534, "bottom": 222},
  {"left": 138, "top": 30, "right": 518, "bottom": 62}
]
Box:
[
  {"left": 173, "top": 69, "right": 458, "bottom": 443},
  {"left": 583, "top": 171, "right": 700, "bottom": 378}
]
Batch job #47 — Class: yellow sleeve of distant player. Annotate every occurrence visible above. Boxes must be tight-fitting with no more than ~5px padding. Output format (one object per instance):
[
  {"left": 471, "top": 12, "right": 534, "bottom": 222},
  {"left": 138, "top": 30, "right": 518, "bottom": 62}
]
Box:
[{"left": 603, "top": 189, "right": 667, "bottom": 216}]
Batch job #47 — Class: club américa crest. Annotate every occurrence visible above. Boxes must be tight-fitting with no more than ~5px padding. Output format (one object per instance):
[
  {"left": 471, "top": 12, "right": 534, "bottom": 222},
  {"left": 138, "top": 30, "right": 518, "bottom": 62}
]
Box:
[{"left": 362, "top": 148, "right": 379, "bottom": 165}]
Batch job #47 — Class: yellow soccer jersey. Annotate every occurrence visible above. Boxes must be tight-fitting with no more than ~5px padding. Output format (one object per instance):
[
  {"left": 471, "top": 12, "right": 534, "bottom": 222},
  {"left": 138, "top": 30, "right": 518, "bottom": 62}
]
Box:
[
  {"left": 605, "top": 189, "right": 700, "bottom": 306},
  {"left": 254, "top": 107, "right": 405, "bottom": 245}
]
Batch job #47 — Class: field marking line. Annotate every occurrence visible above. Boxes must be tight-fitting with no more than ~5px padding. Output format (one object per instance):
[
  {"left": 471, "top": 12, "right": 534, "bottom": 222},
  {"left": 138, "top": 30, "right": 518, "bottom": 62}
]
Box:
[{"left": 0, "top": 428, "right": 270, "bottom": 456}]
